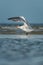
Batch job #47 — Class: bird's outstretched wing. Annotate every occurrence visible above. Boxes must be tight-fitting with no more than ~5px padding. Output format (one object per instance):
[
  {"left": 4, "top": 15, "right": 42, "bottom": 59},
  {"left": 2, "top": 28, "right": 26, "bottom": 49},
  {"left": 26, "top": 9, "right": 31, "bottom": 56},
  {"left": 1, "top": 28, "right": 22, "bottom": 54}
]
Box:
[{"left": 8, "top": 16, "right": 26, "bottom": 22}]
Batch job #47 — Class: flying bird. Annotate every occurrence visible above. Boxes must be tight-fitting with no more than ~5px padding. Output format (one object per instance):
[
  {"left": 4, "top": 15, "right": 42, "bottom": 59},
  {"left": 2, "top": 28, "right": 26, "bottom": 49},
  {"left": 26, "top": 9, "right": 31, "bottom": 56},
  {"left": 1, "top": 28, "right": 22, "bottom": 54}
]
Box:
[{"left": 8, "top": 16, "right": 33, "bottom": 33}]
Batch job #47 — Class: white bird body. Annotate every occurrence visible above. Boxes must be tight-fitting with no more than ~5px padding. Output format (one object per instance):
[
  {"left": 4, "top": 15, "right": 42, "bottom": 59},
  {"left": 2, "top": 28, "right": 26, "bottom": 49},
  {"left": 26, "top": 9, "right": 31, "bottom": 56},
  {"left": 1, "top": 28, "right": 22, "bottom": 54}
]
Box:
[{"left": 17, "top": 22, "right": 33, "bottom": 32}]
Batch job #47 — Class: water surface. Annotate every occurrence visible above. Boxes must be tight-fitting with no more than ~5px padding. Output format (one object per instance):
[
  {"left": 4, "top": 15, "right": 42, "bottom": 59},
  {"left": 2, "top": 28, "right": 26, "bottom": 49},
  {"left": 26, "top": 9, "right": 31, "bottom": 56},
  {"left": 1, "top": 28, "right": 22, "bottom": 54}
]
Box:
[{"left": 0, "top": 34, "right": 43, "bottom": 65}]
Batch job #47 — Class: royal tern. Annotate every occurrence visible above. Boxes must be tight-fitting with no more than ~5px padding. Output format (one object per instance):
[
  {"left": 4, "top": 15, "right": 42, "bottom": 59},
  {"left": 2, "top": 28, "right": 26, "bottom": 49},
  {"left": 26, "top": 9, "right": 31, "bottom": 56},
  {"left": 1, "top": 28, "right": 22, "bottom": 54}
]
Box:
[{"left": 8, "top": 16, "right": 33, "bottom": 33}]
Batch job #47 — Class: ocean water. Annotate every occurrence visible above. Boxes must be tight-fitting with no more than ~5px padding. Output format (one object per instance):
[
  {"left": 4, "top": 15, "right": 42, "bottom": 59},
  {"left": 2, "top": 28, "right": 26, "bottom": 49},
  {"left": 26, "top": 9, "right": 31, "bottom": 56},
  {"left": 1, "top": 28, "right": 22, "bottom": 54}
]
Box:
[{"left": 0, "top": 34, "right": 43, "bottom": 65}]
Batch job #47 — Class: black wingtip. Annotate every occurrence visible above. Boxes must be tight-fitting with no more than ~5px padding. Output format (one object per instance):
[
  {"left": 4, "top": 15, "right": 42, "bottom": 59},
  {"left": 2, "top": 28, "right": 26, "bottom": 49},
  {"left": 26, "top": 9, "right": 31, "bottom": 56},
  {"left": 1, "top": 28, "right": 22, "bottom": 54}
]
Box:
[
  {"left": 8, "top": 18, "right": 12, "bottom": 20},
  {"left": 8, "top": 17, "right": 18, "bottom": 20}
]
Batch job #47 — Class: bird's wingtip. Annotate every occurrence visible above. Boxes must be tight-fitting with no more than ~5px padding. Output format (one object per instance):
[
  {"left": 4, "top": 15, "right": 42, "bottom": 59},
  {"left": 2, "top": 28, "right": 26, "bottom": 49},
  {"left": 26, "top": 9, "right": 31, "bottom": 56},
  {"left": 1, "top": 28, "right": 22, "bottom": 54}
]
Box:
[{"left": 8, "top": 18, "right": 12, "bottom": 20}]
